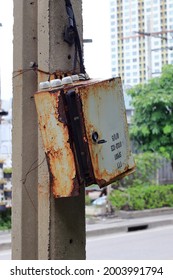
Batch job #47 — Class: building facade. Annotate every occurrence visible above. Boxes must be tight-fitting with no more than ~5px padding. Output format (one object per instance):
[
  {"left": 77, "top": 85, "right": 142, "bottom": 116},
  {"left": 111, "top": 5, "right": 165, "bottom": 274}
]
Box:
[
  {"left": 0, "top": 99, "right": 12, "bottom": 211},
  {"left": 110, "top": 0, "right": 173, "bottom": 86},
  {"left": 0, "top": 99, "right": 12, "bottom": 157}
]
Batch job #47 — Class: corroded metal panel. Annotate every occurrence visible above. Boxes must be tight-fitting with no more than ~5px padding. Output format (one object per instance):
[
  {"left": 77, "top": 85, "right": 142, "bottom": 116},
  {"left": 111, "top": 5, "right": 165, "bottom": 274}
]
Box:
[
  {"left": 34, "top": 90, "right": 80, "bottom": 197},
  {"left": 35, "top": 77, "right": 135, "bottom": 197},
  {"left": 78, "top": 77, "right": 135, "bottom": 187}
]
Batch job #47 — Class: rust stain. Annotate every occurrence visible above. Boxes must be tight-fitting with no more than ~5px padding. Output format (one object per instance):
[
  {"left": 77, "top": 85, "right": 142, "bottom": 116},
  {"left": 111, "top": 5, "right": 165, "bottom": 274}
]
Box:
[
  {"left": 34, "top": 90, "right": 80, "bottom": 197},
  {"left": 38, "top": 183, "right": 50, "bottom": 196},
  {"left": 38, "top": 71, "right": 50, "bottom": 83},
  {"left": 34, "top": 77, "right": 135, "bottom": 194},
  {"left": 77, "top": 77, "right": 135, "bottom": 188},
  {"left": 47, "top": 149, "right": 79, "bottom": 198},
  {"left": 78, "top": 81, "right": 112, "bottom": 182},
  {"left": 57, "top": 91, "right": 68, "bottom": 125},
  {"left": 96, "top": 178, "right": 107, "bottom": 187}
]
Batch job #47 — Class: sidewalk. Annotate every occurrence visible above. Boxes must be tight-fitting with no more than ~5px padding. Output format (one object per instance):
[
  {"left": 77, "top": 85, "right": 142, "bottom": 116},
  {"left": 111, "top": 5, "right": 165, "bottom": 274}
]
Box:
[
  {"left": 86, "top": 212, "right": 173, "bottom": 237},
  {"left": 0, "top": 230, "right": 11, "bottom": 251},
  {"left": 1, "top": 208, "right": 173, "bottom": 251}
]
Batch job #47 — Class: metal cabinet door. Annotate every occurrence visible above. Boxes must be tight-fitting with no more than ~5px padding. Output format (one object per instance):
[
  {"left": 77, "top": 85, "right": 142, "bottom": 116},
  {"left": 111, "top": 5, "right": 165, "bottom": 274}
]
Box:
[
  {"left": 78, "top": 77, "right": 135, "bottom": 187},
  {"left": 34, "top": 90, "right": 80, "bottom": 197}
]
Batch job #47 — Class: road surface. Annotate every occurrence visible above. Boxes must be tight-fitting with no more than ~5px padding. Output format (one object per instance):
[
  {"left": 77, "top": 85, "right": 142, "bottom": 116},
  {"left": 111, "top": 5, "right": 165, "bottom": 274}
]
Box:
[
  {"left": 86, "top": 225, "right": 173, "bottom": 260},
  {"left": 1, "top": 226, "right": 173, "bottom": 260},
  {"left": 0, "top": 249, "right": 11, "bottom": 260}
]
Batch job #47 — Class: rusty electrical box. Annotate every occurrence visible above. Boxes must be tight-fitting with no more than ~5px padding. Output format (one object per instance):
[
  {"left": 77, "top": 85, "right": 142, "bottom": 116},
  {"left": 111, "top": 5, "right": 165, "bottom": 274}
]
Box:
[{"left": 34, "top": 77, "right": 135, "bottom": 198}]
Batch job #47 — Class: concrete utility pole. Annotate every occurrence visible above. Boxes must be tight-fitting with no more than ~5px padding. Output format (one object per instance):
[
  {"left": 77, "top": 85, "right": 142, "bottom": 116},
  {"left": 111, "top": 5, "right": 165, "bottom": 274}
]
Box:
[
  {"left": 12, "top": 0, "right": 38, "bottom": 260},
  {"left": 12, "top": 0, "right": 85, "bottom": 260}
]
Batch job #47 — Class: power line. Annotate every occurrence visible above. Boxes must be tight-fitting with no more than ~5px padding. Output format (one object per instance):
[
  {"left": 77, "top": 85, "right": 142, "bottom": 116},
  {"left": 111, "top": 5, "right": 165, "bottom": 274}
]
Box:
[{"left": 134, "top": 29, "right": 173, "bottom": 41}]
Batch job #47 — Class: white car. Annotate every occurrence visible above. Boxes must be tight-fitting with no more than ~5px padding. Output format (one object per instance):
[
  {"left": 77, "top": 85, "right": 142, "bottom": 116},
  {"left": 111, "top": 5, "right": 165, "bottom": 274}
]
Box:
[{"left": 92, "top": 196, "right": 107, "bottom": 206}]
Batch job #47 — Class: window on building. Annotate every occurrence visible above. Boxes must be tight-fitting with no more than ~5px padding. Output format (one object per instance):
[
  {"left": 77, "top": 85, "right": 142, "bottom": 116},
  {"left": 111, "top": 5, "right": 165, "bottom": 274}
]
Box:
[
  {"left": 132, "top": 17, "right": 137, "bottom": 22},
  {"left": 154, "top": 41, "right": 159, "bottom": 46},
  {"left": 154, "top": 55, "right": 159, "bottom": 60},
  {"left": 153, "top": 26, "right": 159, "bottom": 32},
  {"left": 133, "top": 79, "right": 138, "bottom": 83},
  {"left": 132, "top": 24, "right": 137, "bottom": 29},
  {"left": 124, "top": 5, "right": 129, "bottom": 10},
  {"left": 124, "top": 12, "right": 129, "bottom": 17},
  {"left": 154, "top": 20, "right": 158, "bottom": 25},
  {"left": 133, "top": 72, "right": 138, "bottom": 76}
]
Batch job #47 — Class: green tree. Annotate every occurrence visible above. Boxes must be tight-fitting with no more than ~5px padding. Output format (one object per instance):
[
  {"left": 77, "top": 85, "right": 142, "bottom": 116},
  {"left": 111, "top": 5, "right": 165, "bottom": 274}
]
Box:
[
  {"left": 113, "top": 152, "right": 162, "bottom": 188},
  {"left": 128, "top": 64, "right": 173, "bottom": 169}
]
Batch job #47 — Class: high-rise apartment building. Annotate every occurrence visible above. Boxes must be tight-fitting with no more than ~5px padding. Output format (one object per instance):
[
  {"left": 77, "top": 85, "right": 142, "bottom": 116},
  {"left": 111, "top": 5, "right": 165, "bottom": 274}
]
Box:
[{"left": 110, "top": 0, "right": 173, "bottom": 86}]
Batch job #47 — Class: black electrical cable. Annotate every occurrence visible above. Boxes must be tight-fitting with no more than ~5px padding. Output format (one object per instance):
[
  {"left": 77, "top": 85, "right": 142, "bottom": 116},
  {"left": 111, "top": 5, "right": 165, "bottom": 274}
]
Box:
[{"left": 64, "top": 0, "right": 86, "bottom": 74}]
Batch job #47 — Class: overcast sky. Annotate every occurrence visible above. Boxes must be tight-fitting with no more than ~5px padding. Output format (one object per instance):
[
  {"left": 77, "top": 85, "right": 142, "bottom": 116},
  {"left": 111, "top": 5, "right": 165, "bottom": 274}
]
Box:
[
  {"left": 0, "top": 0, "right": 111, "bottom": 101},
  {"left": 83, "top": 0, "right": 111, "bottom": 79},
  {"left": 0, "top": 0, "right": 13, "bottom": 101}
]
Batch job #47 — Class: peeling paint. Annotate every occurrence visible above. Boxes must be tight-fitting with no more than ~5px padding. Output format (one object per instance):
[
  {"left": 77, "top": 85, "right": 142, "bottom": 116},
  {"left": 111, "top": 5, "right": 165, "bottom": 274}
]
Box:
[
  {"left": 34, "top": 90, "right": 80, "bottom": 197},
  {"left": 34, "top": 77, "right": 135, "bottom": 197}
]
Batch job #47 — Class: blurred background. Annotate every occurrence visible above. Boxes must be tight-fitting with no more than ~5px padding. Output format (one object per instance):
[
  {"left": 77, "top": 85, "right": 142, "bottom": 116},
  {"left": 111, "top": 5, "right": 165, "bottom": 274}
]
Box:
[{"left": 0, "top": 0, "right": 173, "bottom": 260}]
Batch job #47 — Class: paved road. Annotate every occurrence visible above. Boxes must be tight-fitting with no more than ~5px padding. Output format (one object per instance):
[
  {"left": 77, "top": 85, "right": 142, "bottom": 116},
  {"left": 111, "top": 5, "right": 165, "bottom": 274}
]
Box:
[
  {"left": 1, "top": 225, "right": 173, "bottom": 260},
  {"left": 86, "top": 225, "right": 173, "bottom": 260},
  {"left": 0, "top": 249, "right": 11, "bottom": 260},
  {"left": 0, "top": 231, "right": 11, "bottom": 242}
]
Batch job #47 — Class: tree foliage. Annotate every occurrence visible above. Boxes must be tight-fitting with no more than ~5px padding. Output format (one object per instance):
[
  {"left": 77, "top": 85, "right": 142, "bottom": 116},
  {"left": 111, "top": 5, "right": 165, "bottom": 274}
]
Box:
[
  {"left": 128, "top": 64, "right": 173, "bottom": 162},
  {"left": 112, "top": 152, "right": 162, "bottom": 188},
  {"left": 109, "top": 185, "right": 173, "bottom": 211}
]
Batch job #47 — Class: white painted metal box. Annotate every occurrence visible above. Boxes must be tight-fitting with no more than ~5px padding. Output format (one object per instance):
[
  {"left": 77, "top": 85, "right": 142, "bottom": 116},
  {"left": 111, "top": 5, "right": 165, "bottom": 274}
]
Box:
[{"left": 34, "top": 77, "right": 135, "bottom": 197}]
